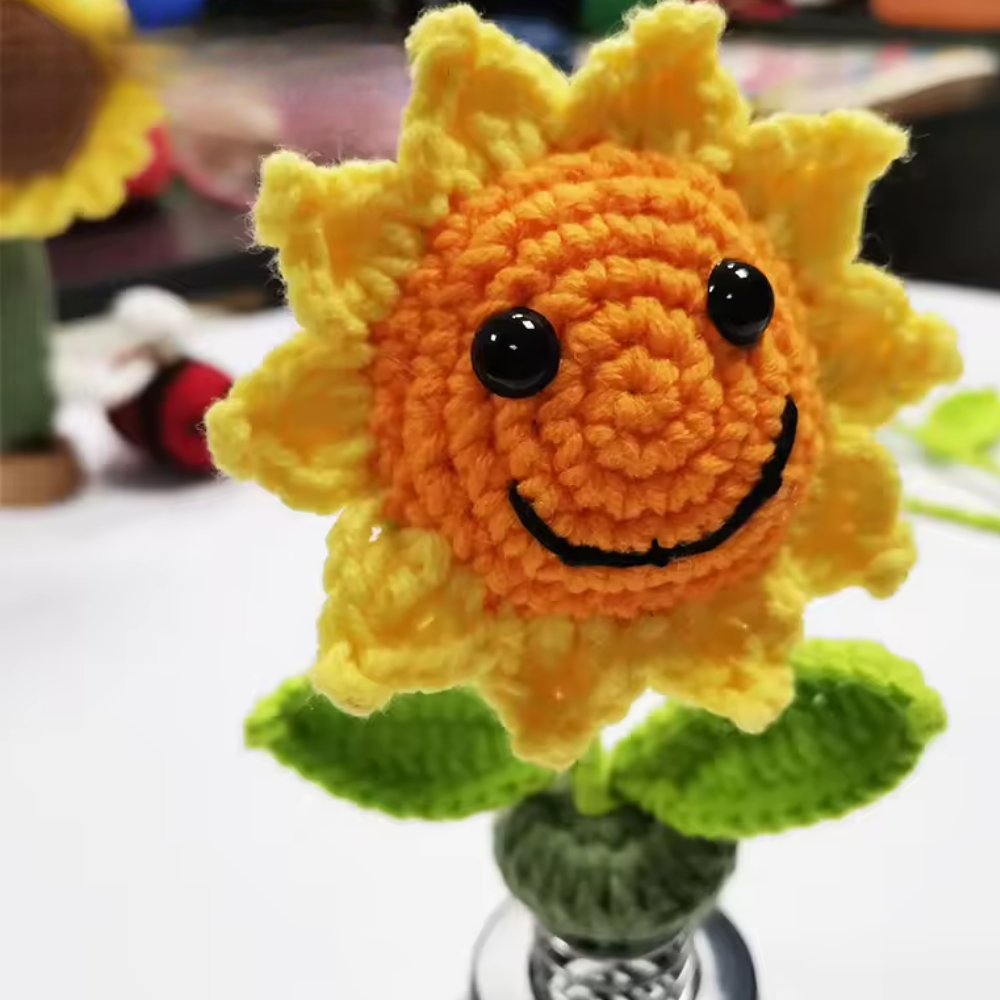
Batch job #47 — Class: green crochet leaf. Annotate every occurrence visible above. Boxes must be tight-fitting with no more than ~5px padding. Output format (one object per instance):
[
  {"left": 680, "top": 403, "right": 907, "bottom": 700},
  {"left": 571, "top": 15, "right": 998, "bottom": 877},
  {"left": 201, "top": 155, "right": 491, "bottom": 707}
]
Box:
[
  {"left": 914, "top": 388, "right": 1000, "bottom": 462},
  {"left": 246, "top": 677, "right": 554, "bottom": 820},
  {"left": 611, "top": 640, "right": 947, "bottom": 840}
]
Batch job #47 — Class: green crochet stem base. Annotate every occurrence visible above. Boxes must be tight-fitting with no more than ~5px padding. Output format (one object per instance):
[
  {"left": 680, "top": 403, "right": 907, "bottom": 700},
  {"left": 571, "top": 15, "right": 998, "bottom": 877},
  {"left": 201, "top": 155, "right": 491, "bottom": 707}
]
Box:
[
  {"left": 494, "top": 789, "right": 736, "bottom": 954},
  {"left": 0, "top": 240, "right": 57, "bottom": 453}
]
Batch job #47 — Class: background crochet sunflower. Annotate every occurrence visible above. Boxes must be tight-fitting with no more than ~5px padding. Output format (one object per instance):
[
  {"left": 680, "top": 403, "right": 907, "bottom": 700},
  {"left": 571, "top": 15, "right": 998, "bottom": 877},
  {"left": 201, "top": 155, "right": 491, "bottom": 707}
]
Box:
[
  {"left": 0, "top": 0, "right": 160, "bottom": 238},
  {"left": 0, "top": 0, "right": 161, "bottom": 505},
  {"left": 209, "top": 1, "right": 959, "bottom": 771}
]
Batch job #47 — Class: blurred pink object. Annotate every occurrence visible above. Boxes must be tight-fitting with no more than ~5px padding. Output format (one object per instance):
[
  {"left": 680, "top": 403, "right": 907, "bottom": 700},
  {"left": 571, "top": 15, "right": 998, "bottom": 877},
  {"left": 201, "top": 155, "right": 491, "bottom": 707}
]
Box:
[{"left": 164, "top": 36, "right": 410, "bottom": 209}]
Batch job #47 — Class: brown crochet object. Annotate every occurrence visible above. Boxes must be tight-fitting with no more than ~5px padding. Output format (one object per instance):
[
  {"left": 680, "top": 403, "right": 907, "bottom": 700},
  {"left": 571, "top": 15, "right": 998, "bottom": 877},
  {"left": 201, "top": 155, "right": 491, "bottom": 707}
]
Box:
[{"left": 0, "top": 0, "right": 104, "bottom": 181}]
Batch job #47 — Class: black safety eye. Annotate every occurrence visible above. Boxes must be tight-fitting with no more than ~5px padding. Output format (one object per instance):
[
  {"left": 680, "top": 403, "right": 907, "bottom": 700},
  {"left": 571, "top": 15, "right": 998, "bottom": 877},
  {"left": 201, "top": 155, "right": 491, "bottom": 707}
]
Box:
[
  {"left": 707, "top": 259, "right": 774, "bottom": 347},
  {"left": 471, "top": 307, "right": 561, "bottom": 399}
]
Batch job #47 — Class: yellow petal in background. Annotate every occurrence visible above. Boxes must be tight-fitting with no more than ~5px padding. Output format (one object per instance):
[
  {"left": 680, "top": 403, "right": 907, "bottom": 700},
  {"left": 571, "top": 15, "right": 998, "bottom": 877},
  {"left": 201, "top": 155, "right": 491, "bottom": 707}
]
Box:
[
  {"left": 399, "top": 4, "right": 567, "bottom": 216},
  {"left": 808, "top": 263, "right": 962, "bottom": 426},
  {"left": 560, "top": 1, "right": 749, "bottom": 170},
  {"left": 316, "top": 503, "right": 501, "bottom": 698},
  {"left": 480, "top": 617, "right": 647, "bottom": 770},
  {"left": 639, "top": 559, "right": 805, "bottom": 732},
  {"left": 789, "top": 421, "right": 915, "bottom": 599},
  {"left": 31, "top": 0, "right": 130, "bottom": 44},
  {"left": 0, "top": 81, "right": 160, "bottom": 236},
  {"left": 206, "top": 331, "right": 376, "bottom": 514},
  {"left": 728, "top": 111, "right": 906, "bottom": 283},
  {"left": 254, "top": 153, "right": 423, "bottom": 336},
  {"left": 52, "top": 78, "right": 160, "bottom": 220}
]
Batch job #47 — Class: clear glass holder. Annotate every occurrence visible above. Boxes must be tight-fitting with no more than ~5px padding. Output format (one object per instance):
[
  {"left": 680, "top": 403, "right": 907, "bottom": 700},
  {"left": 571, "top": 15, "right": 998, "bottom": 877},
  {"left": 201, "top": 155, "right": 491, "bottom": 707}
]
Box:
[{"left": 470, "top": 900, "right": 758, "bottom": 1000}]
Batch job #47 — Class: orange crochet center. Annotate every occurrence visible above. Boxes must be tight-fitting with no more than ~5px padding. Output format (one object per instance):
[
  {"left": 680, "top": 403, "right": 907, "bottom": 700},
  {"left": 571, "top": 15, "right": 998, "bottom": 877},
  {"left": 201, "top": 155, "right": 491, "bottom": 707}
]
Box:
[{"left": 370, "top": 144, "right": 824, "bottom": 619}]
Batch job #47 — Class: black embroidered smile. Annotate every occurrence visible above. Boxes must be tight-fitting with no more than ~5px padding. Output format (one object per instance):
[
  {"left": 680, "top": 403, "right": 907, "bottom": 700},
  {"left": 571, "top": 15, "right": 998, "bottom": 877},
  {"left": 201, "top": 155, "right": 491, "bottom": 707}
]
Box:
[{"left": 508, "top": 397, "right": 799, "bottom": 570}]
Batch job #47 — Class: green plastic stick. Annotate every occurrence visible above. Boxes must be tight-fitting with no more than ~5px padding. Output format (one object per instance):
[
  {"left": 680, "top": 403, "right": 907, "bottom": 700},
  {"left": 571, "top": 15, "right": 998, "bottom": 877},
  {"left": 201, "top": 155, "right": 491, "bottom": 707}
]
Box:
[
  {"left": 905, "top": 497, "right": 1000, "bottom": 536},
  {"left": 0, "top": 240, "right": 56, "bottom": 452}
]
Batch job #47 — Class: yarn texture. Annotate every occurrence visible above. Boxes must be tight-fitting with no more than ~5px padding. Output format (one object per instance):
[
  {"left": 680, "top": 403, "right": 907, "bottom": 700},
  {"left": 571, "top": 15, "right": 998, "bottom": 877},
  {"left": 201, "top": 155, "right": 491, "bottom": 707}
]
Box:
[
  {"left": 245, "top": 677, "right": 553, "bottom": 820},
  {"left": 610, "top": 639, "right": 948, "bottom": 839},
  {"left": 246, "top": 637, "right": 944, "bottom": 841},
  {"left": 495, "top": 788, "right": 736, "bottom": 951},
  {"left": 208, "top": 1, "right": 960, "bottom": 768}
]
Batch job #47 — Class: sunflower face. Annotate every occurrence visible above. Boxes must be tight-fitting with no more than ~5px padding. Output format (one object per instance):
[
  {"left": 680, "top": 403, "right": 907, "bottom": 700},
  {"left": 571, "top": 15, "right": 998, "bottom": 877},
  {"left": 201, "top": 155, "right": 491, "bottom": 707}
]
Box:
[
  {"left": 0, "top": 0, "right": 160, "bottom": 239},
  {"left": 371, "top": 144, "right": 823, "bottom": 618},
  {"left": 208, "top": 2, "right": 961, "bottom": 767}
]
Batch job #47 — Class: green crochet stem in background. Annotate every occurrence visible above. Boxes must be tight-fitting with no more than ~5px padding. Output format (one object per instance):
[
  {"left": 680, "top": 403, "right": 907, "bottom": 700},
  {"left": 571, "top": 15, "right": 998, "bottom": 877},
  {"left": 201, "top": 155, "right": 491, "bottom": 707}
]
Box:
[
  {"left": 905, "top": 497, "right": 1000, "bottom": 535},
  {"left": 581, "top": 0, "right": 658, "bottom": 36},
  {"left": 901, "top": 387, "right": 1000, "bottom": 538},
  {"left": 246, "top": 639, "right": 946, "bottom": 944},
  {"left": 0, "top": 240, "right": 56, "bottom": 453}
]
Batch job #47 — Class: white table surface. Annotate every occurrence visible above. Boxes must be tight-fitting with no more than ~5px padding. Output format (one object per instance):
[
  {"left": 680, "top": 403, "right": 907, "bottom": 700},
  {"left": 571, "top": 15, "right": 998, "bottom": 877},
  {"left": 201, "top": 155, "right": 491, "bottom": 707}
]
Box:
[{"left": 2, "top": 283, "right": 998, "bottom": 1000}]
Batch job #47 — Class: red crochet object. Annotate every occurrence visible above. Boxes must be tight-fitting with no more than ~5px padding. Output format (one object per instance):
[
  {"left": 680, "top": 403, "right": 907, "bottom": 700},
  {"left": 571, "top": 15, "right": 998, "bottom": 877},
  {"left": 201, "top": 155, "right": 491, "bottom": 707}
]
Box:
[
  {"left": 108, "top": 358, "right": 232, "bottom": 475},
  {"left": 126, "top": 125, "right": 174, "bottom": 201},
  {"left": 722, "top": 0, "right": 790, "bottom": 20}
]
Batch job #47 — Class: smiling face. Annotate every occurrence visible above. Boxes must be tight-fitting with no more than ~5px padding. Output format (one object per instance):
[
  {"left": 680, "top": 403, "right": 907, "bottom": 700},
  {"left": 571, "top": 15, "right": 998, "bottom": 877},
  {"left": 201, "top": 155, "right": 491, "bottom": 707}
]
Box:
[
  {"left": 370, "top": 145, "right": 823, "bottom": 618},
  {"left": 207, "top": 2, "right": 961, "bottom": 766}
]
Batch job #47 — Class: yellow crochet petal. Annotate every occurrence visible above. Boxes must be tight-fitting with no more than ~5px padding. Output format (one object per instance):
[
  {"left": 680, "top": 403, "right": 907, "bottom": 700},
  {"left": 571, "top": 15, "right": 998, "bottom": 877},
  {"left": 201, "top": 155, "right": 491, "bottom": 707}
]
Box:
[
  {"left": 313, "top": 503, "right": 502, "bottom": 706},
  {"left": 479, "top": 618, "right": 648, "bottom": 770},
  {"left": 398, "top": 4, "right": 567, "bottom": 218},
  {"left": 254, "top": 152, "right": 423, "bottom": 336},
  {"left": 808, "top": 263, "right": 962, "bottom": 426},
  {"left": 559, "top": 1, "right": 749, "bottom": 170},
  {"left": 727, "top": 111, "right": 906, "bottom": 284},
  {"left": 788, "top": 419, "right": 914, "bottom": 598},
  {"left": 206, "top": 330, "right": 377, "bottom": 514},
  {"left": 311, "top": 647, "right": 394, "bottom": 717},
  {"left": 640, "top": 558, "right": 805, "bottom": 732}
]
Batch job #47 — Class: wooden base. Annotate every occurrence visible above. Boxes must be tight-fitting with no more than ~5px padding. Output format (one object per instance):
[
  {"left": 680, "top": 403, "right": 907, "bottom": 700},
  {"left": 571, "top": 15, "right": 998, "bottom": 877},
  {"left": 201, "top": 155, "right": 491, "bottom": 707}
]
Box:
[{"left": 0, "top": 438, "right": 83, "bottom": 507}]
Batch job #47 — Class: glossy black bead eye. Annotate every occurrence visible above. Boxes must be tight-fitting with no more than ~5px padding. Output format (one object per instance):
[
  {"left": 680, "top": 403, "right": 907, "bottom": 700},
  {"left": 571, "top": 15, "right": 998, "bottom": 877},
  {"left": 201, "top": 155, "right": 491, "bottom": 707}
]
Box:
[
  {"left": 471, "top": 307, "right": 561, "bottom": 399},
  {"left": 707, "top": 259, "right": 774, "bottom": 347}
]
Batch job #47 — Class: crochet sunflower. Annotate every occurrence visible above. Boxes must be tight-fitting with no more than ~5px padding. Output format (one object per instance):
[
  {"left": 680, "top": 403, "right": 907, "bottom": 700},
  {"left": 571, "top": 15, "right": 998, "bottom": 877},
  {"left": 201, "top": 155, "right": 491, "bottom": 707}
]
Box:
[
  {"left": 208, "top": 1, "right": 960, "bottom": 768},
  {"left": 0, "top": 0, "right": 160, "bottom": 239}
]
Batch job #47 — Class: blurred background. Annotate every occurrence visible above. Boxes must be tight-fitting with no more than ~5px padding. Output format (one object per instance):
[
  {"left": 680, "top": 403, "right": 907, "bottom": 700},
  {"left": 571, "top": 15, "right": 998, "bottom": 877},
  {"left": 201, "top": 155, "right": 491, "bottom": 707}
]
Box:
[
  {"left": 3, "top": 2, "right": 1000, "bottom": 999},
  {"left": 51, "top": 0, "right": 1000, "bottom": 317}
]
